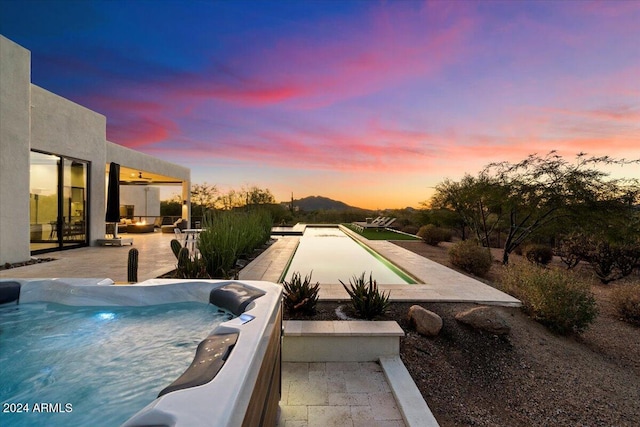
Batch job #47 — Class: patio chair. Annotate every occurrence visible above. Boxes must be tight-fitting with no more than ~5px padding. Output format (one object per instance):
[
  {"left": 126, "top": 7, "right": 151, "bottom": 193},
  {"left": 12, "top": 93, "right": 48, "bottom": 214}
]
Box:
[
  {"left": 353, "top": 217, "right": 396, "bottom": 232},
  {"left": 352, "top": 216, "right": 385, "bottom": 232}
]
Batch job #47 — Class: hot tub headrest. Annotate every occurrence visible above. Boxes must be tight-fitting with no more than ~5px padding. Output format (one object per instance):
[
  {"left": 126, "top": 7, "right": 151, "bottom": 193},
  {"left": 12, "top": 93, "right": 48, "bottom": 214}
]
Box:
[
  {"left": 0, "top": 281, "right": 21, "bottom": 305},
  {"left": 158, "top": 332, "right": 239, "bottom": 397},
  {"left": 209, "top": 283, "right": 264, "bottom": 316}
]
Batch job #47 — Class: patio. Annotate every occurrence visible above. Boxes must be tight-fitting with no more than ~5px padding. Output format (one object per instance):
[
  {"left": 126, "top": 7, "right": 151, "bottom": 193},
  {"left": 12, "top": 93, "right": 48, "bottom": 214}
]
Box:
[
  {"left": 0, "top": 232, "right": 176, "bottom": 282},
  {"left": 1, "top": 229, "right": 520, "bottom": 427}
]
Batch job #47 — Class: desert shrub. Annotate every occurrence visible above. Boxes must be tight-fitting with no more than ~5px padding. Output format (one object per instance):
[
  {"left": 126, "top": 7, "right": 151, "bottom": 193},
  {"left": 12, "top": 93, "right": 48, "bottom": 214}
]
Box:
[
  {"left": 557, "top": 233, "right": 588, "bottom": 269},
  {"left": 401, "top": 225, "right": 419, "bottom": 235},
  {"left": 418, "top": 224, "right": 452, "bottom": 246},
  {"left": 448, "top": 240, "right": 493, "bottom": 277},
  {"left": 524, "top": 244, "right": 554, "bottom": 266},
  {"left": 611, "top": 284, "right": 640, "bottom": 326},
  {"left": 340, "top": 272, "right": 390, "bottom": 319},
  {"left": 501, "top": 262, "right": 598, "bottom": 334},
  {"left": 282, "top": 271, "right": 320, "bottom": 315},
  {"left": 584, "top": 240, "right": 640, "bottom": 284}
]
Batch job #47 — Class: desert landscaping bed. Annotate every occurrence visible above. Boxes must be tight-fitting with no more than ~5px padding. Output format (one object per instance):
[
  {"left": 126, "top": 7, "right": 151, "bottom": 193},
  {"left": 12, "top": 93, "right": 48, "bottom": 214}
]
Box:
[{"left": 287, "top": 241, "right": 640, "bottom": 426}]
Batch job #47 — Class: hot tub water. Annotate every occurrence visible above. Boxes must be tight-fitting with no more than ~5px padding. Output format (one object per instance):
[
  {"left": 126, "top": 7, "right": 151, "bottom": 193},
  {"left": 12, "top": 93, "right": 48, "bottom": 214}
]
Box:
[{"left": 0, "top": 302, "right": 230, "bottom": 427}]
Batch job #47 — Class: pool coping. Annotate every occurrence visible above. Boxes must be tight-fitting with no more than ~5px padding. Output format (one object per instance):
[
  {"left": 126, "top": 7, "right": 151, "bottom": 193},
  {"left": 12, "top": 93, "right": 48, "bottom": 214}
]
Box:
[{"left": 241, "top": 224, "right": 521, "bottom": 307}]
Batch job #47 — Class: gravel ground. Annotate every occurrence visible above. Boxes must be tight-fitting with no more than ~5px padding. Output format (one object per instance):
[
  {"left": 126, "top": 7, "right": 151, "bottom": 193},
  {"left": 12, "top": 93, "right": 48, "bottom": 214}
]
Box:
[{"left": 285, "top": 241, "right": 640, "bottom": 427}]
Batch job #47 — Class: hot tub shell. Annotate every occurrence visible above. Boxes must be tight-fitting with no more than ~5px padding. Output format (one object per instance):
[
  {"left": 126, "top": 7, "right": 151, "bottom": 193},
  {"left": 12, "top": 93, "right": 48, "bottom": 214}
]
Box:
[{"left": 0, "top": 278, "right": 282, "bottom": 427}]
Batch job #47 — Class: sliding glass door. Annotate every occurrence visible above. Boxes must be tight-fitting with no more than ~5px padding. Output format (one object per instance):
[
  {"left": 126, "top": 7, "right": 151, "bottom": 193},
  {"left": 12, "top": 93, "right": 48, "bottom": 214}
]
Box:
[
  {"left": 30, "top": 151, "right": 89, "bottom": 253},
  {"left": 62, "top": 160, "right": 88, "bottom": 247}
]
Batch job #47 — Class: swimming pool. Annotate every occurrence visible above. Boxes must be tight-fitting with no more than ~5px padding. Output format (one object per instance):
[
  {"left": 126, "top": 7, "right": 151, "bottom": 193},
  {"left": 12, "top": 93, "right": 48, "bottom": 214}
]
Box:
[
  {"left": 281, "top": 226, "right": 416, "bottom": 284},
  {"left": 0, "top": 278, "right": 282, "bottom": 427}
]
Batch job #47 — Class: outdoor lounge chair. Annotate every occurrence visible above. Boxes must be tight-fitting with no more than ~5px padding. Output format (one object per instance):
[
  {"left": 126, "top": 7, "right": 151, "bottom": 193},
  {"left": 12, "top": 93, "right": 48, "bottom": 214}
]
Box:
[
  {"left": 352, "top": 217, "right": 382, "bottom": 232},
  {"left": 352, "top": 216, "right": 395, "bottom": 232}
]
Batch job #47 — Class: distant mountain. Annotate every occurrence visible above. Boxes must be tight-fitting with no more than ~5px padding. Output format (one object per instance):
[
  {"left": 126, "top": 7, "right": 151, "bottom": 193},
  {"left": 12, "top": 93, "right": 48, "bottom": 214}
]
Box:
[{"left": 282, "top": 196, "right": 363, "bottom": 211}]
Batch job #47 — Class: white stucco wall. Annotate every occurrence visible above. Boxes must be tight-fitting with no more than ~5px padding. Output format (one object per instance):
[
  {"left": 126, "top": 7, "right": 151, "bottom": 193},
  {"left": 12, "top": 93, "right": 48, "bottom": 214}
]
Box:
[
  {"left": 120, "top": 186, "right": 161, "bottom": 218},
  {"left": 0, "top": 36, "right": 31, "bottom": 264},
  {"left": 30, "top": 86, "right": 108, "bottom": 246},
  {"left": 0, "top": 35, "right": 191, "bottom": 264}
]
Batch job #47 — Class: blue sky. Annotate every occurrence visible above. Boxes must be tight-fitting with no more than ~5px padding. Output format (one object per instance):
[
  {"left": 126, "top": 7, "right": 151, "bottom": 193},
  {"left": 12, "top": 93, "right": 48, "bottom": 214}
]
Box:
[{"left": 2, "top": 0, "right": 639, "bottom": 208}]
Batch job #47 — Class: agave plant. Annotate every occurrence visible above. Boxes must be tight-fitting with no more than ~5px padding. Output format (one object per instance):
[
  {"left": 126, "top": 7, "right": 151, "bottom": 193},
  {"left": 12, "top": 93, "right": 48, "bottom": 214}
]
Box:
[
  {"left": 340, "top": 272, "right": 390, "bottom": 320},
  {"left": 282, "top": 271, "right": 320, "bottom": 315}
]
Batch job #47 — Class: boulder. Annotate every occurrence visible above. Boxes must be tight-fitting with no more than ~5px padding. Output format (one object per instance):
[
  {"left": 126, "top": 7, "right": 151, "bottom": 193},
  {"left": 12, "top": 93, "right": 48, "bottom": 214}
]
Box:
[
  {"left": 408, "top": 305, "right": 443, "bottom": 336},
  {"left": 455, "top": 306, "right": 511, "bottom": 336}
]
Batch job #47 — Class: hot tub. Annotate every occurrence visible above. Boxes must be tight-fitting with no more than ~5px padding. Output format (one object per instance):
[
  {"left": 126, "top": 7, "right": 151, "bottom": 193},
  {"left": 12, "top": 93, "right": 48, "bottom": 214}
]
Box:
[{"left": 0, "top": 278, "right": 282, "bottom": 427}]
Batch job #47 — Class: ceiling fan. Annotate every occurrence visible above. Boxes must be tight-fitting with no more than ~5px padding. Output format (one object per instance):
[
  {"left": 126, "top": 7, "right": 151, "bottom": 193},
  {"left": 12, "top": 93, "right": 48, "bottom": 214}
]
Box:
[
  {"left": 123, "top": 171, "right": 153, "bottom": 184},
  {"left": 137, "top": 172, "right": 152, "bottom": 181}
]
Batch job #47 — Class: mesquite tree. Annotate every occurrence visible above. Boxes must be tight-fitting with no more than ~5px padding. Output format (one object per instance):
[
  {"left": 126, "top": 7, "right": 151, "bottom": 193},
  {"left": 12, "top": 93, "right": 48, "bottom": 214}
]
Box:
[
  {"left": 430, "top": 174, "right": 507, "bottom": 246},
  {"left": 431, "top": 152, "right": 639, "bottom": 264}
]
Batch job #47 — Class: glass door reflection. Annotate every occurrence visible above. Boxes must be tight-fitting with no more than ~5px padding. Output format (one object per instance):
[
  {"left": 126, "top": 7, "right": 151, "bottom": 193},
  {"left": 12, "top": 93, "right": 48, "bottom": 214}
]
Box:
[
  {"left": 30, "top": 152, "right": 60, "bottom": 252},
  {"left": 62, "top": 160, "right": 87, "bottom": 247},
  {"left": 30, "top": 151, "right": 89, "bottom": 253}
]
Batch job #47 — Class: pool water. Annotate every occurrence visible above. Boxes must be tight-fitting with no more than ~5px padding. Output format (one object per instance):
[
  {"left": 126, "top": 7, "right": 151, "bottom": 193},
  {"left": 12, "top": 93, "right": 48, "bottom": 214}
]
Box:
[
  {"left": 282, "top": 227, "right": 415, "bottom": 284},
  {"left": 0, "top": 302, "right": 231, "bottom": 427}
]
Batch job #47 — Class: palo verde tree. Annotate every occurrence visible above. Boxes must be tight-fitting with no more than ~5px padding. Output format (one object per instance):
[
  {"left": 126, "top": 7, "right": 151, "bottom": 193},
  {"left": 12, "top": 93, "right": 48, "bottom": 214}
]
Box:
[
  {"left": 432, "top": 152, "right": 640, "bottom": 264},
  {"left": 490, "top": 152, "right": 639, "bottom": 264}
]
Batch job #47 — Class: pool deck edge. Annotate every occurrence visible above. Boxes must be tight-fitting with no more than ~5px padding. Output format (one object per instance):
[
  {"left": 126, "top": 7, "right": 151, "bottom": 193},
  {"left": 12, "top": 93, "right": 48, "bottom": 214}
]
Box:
[{"left": 240, "top": 227, "right": 521, "bottom": 307}]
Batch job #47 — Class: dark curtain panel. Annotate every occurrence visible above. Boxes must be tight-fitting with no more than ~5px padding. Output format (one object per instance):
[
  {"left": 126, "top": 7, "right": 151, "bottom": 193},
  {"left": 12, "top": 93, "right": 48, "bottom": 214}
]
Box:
[{"left": 105, "top": 162, "right": 120, "bottom": 222}]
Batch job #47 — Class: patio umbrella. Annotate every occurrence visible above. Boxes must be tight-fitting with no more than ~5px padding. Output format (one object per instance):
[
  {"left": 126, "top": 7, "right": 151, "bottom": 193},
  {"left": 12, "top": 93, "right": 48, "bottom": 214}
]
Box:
[{"left": 106, "top": 162, "right": 120, "bottom": 238}]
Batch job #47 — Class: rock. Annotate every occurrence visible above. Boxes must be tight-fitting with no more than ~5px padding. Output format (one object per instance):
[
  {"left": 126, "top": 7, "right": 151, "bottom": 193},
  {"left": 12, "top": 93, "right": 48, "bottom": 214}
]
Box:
[
  {"left": 455, "top": 306, "right": 511, "bottom": 336},
  {"left": 408, "top": 305, "right": 443, "bottom": 336}
]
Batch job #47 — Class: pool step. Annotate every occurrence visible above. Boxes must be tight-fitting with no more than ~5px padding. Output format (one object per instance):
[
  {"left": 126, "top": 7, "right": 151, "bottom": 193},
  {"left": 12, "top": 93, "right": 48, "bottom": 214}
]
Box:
[
  {"left": 282, "top": 320, "right": 440, "bottom": 427},
  {"left": 282, "top": 320, "right": 404, "bottom": 362}
]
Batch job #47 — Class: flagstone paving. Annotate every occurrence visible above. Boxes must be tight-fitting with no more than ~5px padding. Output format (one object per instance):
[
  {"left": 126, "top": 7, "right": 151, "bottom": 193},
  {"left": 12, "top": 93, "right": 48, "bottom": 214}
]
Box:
[
  {"left": 0, "top": 232, "right": 176, "bottom": 282},
  {"left": 277, "top": 362, "right": 406, "bottom": 427}
]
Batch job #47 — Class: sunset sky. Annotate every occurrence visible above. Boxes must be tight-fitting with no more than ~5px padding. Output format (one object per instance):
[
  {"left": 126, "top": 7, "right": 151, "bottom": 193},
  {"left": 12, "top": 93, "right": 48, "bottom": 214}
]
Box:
[{"left": 1, "top": 0, "right": 639, "bottom": 209}]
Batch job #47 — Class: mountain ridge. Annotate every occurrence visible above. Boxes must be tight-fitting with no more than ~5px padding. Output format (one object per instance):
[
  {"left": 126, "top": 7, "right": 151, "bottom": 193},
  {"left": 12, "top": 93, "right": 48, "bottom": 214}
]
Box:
[{"left": 280, "top": 195, "right": 368, "bottom": 211}]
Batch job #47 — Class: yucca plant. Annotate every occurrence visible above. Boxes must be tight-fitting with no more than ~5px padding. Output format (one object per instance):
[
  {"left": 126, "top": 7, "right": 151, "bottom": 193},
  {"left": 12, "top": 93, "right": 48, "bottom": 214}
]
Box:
[
  {"left": 340, "top": 272, "right": 390, "bottom": 319},
  {"left": 282, "top": 271, "right": 320, "bottom": 315}
]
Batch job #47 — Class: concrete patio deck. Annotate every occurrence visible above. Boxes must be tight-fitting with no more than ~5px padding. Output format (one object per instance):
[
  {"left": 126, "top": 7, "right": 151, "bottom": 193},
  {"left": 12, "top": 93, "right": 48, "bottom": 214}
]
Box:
[{"left": 0, "top": 231, "right": 177, "bottom": 282}]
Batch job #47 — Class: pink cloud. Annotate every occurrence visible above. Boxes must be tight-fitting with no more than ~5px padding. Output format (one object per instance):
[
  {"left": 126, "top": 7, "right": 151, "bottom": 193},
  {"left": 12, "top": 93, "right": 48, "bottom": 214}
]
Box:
[
  {"left": 143, "top": 2, "right": 477, "bottom": 110},
  {"left": 107, "top": 115, "right": 178, "bottom": 148},
  {"left": 63, "top": 2, "right": 637, "bottom": 189}
]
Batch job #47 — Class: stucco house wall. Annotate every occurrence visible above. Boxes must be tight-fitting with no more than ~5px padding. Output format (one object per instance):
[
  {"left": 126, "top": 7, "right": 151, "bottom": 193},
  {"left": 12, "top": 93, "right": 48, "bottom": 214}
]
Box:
[
  {"left": 0, "top": 36, "right": 32, "bottom": 264},
  {"left": 0, "top": 35, "right": 190, "bottom": 265},
  {"left": 30, "top": 85, "right": 108, "bottom": 249},
  {"left": 119, "top": 186, "right": 161, "bottom": 218}
]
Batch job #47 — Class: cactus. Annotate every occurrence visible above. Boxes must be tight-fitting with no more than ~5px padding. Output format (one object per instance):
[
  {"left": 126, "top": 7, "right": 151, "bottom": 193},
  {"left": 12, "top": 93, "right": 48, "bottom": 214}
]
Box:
[
  {"left": 170, "top": 239, "right": 182, "bottom": 260},
  {"left": 176, "top": 247, "right": 210, "bottom": 279},
  {"left": 127, "top": 248, "right": 139, "bottom": 283},
  {"left": 177, "top": 247, "right": 190, "bottom": 269}
]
